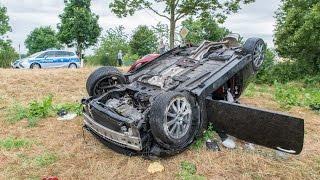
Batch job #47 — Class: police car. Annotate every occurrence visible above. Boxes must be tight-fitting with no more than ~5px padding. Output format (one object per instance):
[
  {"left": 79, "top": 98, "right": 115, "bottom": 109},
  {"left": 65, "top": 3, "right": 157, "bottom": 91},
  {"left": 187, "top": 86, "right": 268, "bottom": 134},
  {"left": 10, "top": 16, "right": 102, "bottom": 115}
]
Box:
[{"left": 11, "top": 50, "right": 80, "bottom": 69}]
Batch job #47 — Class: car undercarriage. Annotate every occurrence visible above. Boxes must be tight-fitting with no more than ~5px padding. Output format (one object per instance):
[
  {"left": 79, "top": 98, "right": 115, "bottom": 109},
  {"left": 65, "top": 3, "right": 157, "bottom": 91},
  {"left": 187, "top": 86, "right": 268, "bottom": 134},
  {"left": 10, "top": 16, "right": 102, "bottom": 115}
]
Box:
[{"left": 82, "top": 37, "right": 304, "bottom": 157}]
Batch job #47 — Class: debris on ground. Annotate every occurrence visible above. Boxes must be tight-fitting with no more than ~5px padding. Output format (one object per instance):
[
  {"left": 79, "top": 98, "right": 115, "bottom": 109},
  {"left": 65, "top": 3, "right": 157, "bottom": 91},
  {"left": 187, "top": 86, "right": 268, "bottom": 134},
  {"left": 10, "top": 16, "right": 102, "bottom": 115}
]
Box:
[
  {"left": 206, "top": 139, "right": 220, "bottom": 151},
  {"left": 244, "top": 143, "right": 255, "bottom": 151},
  {"left": 147, "top": 162, "right": 164, "bottom": 174},
  {"left": 275, "top": 150, "right": 289, "bottom": 159},
  {"left": 221, "top": 137, "right": 236, "bottom": 149},
  {"left": 57, "top": 109, "right": 77, "bottom": 121}
]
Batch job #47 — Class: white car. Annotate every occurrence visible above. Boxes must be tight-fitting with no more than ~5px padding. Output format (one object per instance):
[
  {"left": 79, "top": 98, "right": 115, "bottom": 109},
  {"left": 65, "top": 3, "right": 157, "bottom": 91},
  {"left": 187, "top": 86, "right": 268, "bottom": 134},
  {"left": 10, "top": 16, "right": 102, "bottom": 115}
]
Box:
[{"left": 12, "top": 50, "right": 80, "bottom": 69}]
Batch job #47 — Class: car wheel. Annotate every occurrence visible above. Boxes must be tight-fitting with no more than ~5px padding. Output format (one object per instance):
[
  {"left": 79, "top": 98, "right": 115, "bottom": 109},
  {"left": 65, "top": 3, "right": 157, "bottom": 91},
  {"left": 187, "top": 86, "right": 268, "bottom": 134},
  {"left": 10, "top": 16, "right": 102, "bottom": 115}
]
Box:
[
  {"left": 30, "top": 63, "right": 41, "bottom": 69},
  {"left": 243, "top": 38, "right": 265, "bottom": 71},
  {"left": 149, "top": 91, "right": 199, "bottom": 154},
  {"left": 69, "top": 63, "right": 77, "bottom": 69},
  {"left": 86, "top": 66, "right": 127, "bottom": 97}
]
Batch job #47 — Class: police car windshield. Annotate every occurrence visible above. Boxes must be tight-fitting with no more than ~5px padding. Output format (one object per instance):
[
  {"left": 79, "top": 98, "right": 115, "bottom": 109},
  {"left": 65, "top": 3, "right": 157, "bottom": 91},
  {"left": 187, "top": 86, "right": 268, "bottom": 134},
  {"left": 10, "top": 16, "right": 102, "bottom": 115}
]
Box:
[{"left": 28, "top": 51, "right": 45, "bottom": 58}]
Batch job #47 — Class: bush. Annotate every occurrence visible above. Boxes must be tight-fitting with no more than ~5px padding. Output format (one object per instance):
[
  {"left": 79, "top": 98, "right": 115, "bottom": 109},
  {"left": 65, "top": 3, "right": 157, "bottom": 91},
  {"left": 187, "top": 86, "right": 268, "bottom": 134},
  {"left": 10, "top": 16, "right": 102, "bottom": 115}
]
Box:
[
  {"left": 274, "top": 81, "right": 301, "bottom": 109},
  {"left": 0, "top": 40, "right": 19, "bottom": 68},
  {"left": 123, "top": 53, "right": 139, "bottom": 66}
]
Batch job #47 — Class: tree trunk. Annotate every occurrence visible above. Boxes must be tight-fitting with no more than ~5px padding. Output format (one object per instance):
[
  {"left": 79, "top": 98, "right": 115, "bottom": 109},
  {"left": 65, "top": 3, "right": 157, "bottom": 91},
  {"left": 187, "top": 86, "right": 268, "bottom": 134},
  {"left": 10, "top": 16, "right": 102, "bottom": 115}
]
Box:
[
  {"left": 77, "top": 44, "right": 83, "bottom": 68},
  {"left": 169, "top": 1, "right": 175, "bottom": 49}
]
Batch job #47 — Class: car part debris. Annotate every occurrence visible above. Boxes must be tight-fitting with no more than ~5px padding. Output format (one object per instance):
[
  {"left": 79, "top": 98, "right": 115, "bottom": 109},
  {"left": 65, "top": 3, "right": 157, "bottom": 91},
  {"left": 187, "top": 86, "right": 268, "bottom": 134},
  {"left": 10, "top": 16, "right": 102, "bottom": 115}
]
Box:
[
  {"left": 206, "top": 139, "right": 220, "bottom": 151},
  {"left": 82, "top": 36, "right": 304, "bottom": 157}
]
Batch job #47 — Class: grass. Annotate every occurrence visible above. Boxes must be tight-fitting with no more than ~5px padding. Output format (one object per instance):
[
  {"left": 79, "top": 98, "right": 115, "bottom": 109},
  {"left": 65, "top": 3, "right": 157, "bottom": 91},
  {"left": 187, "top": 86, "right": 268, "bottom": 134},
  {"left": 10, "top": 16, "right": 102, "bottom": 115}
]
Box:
[
  {"left": 192, "top": 124, "right": 215, "bottom": 150},
  {"left": 0, "top": 137, "right": 31, "bottom": 150},
  {"left": 34, "top": 153, "right": 58, "bottom": 167},
  {"left": 6, "top": 95, "right": 82, "bottom": 127},
  {"left": 0, "top": 67, "right": 319, "bottom": 179},
  {"left": 178, "top": 161, "right": 206, "bottom": 180}
]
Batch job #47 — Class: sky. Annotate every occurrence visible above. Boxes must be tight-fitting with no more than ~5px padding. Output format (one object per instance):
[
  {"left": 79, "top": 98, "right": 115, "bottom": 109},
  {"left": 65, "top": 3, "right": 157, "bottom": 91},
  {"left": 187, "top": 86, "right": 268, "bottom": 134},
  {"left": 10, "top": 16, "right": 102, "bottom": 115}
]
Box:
[{"left": 1, "top": 0, "right": 281, "bottom": 54}]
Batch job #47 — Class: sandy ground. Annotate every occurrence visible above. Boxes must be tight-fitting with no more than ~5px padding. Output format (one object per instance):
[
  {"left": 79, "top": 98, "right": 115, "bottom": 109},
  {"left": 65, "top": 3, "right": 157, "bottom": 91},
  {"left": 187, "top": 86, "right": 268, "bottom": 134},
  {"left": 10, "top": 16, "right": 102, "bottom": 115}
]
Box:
[{"left": 0, "top": 67, "right": 319, "bottom": 180}]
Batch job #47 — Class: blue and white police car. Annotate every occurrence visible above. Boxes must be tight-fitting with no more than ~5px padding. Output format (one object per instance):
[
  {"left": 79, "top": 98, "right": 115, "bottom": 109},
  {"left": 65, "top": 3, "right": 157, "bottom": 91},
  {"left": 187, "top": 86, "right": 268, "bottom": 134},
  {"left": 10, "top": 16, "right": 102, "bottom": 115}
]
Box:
[{"left": 11, "top": 50, "right": 80, "bottom": 69}]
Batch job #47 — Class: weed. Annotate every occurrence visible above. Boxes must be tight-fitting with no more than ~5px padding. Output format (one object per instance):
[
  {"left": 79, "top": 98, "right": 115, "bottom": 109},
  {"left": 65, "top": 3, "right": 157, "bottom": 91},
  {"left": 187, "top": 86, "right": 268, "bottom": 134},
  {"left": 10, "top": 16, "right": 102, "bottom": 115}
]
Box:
[
  {"left": 274, "top": 81, "right": 300, "bottom": 109},
  {"left": 54, "top": 102, "right": 83, "bottom": 116},
  {"left": 192, "top": 124, "right": 215, "bottom": 150},
  {"left": 7, "top": 103, "right": 28, "bottom": 124},
  {"left": 243, "top": 83, "right": 256, "bottom": 97},
  {"left": 0, "top": 137, "right": 31, "bottom": 150},
  {"left": 7, "top": 95, "right": 54, "bottom": 126},
  {"left": 34, "top": 153, "right": 58, "bottom": 167},
  {"left": 178, "top": 161, "right": 206, "bottom": 180},
  {"left": 28, "top": 95, "right": 54, "bottom": 118}
]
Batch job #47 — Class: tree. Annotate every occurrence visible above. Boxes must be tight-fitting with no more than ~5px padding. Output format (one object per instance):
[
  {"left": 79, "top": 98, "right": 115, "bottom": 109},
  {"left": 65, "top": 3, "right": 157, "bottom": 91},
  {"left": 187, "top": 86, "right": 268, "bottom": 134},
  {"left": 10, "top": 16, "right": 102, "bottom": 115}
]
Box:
[
  {"left": 110, "top": 0, "right": 254, "bottom": 49},
  {"left": 182, "top": 14, "right": 230, "bottom": 45},
  {"left": 129, "top": 25, "right": 157, "bottom": 56},
  {"left": 25, "top": 26, "right": 61, "bottom": 54},
  {"left": 0, "top": 5, "right": 11, "bottom": 37},
  {"left": 87, "top": 26, "right": 130, "bottom": 66},
  {"left": 274, "top": 0, "right": 320, "bottom": 74},
  {"left": 57, "top": 0, "right": 101, "bottom": 66},
  {"left": 0, "top": 4, "right": 18, "bottom": 68}
]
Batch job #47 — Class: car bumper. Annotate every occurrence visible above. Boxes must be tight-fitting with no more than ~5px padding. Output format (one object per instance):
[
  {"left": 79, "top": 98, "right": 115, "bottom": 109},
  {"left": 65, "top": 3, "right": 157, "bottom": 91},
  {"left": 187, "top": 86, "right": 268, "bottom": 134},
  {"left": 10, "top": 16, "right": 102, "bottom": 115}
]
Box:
[{"left": 83, "top": 112, "right": 142, "bottom": 151}]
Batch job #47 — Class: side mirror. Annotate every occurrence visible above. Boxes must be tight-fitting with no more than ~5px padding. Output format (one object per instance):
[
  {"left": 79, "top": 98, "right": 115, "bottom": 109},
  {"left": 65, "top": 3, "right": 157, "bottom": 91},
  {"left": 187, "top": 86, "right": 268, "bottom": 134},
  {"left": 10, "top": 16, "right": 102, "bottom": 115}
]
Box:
[{"left": 44, "top": 55, "right": 48, "bottom": 59}]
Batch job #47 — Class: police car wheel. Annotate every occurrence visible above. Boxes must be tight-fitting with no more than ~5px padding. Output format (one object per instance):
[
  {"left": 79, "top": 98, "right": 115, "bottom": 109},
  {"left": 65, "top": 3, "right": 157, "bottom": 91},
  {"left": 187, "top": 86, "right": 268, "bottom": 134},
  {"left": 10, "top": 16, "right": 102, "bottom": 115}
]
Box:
[
  {"left": 30, "top": 63, "right": 41, "bottom": 69},
  {"left": 69, "top": 63, "right": 77, "bottom": 69}
]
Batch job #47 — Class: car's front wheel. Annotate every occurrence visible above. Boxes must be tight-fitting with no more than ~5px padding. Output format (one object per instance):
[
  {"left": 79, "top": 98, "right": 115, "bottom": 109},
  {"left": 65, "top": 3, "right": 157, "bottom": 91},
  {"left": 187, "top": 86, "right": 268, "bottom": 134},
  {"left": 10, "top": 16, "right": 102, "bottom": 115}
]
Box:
[
  {"left": 30, "top": 63, "right": 41, "bottom": 69},
  {"left": 86, "top": 66, "right": 127, "bottom": 97},
  {"left": 149, "top": 91, "right": 199, "bottom": 154},
  {"left": 243, "top": 38, "right": 266, "bottom": 71}
]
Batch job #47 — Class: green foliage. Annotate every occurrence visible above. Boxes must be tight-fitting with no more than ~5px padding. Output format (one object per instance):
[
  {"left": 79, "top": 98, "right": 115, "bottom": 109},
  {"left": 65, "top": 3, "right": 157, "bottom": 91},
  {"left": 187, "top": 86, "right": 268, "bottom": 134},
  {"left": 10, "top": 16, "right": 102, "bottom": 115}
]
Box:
[
  {"left": 0, "top": 40, "right": 19, "bottom": 68},
  {"left": 123, "top": 53, "right": 139, "bottom": 66},
  {"left": 7, "top": 95, "right": 82, "bottom": 127},
  {"left": 273, "top": 81, "right": 320, "bottom": 111},
  {"left": 182, "top": 15, "right": 230, "bottom": 45},
  {"left": 0, "top": 137, "right": 31, "bottom": 150},
  {"left": 129, "top": 25, "right": 157, "bottom": 56},
  {"left": 7, "top": 103, "right": 28, "bottom": 124},
  {"left": 0, "top": 5, "right": 11, "bottom": 36},
  {"left": 28, "top": 95, "right": 54, "bottom": 119},
  {"left": 34, "top": 153, "right": 58, "bottom": 167},
  {"left": 274, "top": 81, "right": 301, "bottom": 109},
  {"left": 25, "top": 26, "right": 61, "bottom": 54},
  {"left": 57, "top": 0, "right": 101, "bottom": 55},
  {"left": 274, "top": 0, "right": 320, "bottom": 73},
  {"left": 110, "top": 0, "right": 254, "bottom": 48},
  {"left": 54, "top": 102, "right": 82, "bottom": 116},
  {"left": 255, "top": 48, "right": 276, "bottom": 83},
  {"left": 243, "top": 83, "right": 256, "bottom": 97},
  {"left": 87, "top": 26, "right": 130, "bottom": 66},
  {"left": 192, "top": 124, "right": 215, "bottom": 150},
  {"left": 178, "top": 161, "right": 205, "bottom": 180}
]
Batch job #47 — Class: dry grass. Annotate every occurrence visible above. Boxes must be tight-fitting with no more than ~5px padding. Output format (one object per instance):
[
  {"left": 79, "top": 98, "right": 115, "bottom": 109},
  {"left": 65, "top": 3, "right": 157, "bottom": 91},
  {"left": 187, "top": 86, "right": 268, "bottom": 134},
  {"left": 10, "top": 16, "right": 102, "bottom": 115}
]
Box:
[{"left": 0, "top": 67, "right": 319, "bottom": 180}]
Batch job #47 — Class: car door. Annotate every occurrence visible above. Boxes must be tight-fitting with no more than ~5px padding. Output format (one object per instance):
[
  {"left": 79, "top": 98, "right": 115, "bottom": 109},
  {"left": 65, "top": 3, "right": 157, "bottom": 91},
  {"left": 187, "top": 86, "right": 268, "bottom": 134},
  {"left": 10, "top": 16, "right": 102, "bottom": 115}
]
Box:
[
  {"left": 54, "top": 51, "right": 67, "bottom": 68},
  {"left": 42, "top": 51, "right": 56, "bottom": 68}
]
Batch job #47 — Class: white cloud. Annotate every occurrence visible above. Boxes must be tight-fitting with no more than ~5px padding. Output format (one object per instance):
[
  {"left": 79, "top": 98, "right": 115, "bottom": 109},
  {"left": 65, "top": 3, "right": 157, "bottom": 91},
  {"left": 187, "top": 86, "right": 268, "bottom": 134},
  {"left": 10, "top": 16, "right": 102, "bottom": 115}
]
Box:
[{"left": 1, "top": 0, "right": 280, "bottom": 54}]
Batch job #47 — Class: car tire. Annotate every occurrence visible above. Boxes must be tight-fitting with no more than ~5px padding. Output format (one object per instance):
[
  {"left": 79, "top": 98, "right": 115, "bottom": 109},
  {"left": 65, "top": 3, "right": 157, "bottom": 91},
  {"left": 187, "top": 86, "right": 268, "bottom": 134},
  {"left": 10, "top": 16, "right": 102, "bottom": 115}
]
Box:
[
  {"left": 243, "top": 38, "right": 265, "bottom": 71},
  {"left": 30, "top": 63, "right": 41, "bottom": 69},
  {"left": 86, "top": 66, "right": 127, "bottom": 97},
  {"left": 149, "top": 91, "right": 199, "bottom": 154},
  {"left": 69, "top": 63, "right": 77, "bottom": 69}
]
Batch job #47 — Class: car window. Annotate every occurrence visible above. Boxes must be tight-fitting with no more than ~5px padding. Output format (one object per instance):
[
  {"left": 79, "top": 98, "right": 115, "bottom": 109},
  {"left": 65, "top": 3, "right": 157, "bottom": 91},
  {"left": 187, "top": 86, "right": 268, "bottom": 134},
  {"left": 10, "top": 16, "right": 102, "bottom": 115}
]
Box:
[
  {"left": 55, "top": 51, "right": 65, "bottom": 57},
  {"left": 45, "top": 51, "right": 56, "bottom": 58},
  {"left": 36, "top": 52, "right": 47, "bottom": 58},
  {"left": 67, "top": 52, "right": 75, "bottom": 56}
]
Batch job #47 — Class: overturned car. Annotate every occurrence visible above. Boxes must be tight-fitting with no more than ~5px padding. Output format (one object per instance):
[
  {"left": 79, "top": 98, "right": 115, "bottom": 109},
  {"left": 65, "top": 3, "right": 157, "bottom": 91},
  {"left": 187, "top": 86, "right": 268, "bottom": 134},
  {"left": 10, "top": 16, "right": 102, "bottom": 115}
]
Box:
[{"left": 82, "top": 36, "right": 304, "bottom": 157}]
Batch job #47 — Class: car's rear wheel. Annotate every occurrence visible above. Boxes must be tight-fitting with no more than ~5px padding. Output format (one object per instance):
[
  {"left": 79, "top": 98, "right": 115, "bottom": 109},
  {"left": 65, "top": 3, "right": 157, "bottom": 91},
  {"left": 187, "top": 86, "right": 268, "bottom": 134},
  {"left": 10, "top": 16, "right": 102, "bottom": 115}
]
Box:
[
  {"left": 69, "top": 63, "right": 77, "bottom": 69},
  {"left": 149, "top": 91, "right": 199, "bottom": 154},
  {"left": 243, "top": 38, "right": 265, "bottom": 71},
  {"left": 86, "top": 66, "right": 127, "bottom": 97},
  {"left": 30, "top": 63, "right": 41, "bottom": 69}
]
